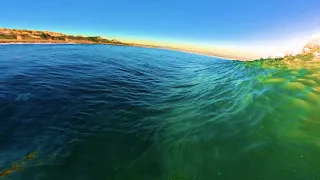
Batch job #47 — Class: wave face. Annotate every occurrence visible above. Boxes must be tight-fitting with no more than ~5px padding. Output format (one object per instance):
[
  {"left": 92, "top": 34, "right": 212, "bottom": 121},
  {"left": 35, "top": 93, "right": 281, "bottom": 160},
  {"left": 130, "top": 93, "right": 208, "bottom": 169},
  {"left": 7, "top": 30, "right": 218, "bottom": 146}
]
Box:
[{"left": 1, "top": 45, "right": 320, "bottom": 180}]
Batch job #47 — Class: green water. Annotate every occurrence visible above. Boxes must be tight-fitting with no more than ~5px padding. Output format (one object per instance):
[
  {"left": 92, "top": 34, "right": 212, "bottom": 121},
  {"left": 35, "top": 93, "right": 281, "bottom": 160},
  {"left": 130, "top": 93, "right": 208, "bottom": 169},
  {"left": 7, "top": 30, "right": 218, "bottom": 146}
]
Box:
[{"left": 1, "top": 45, "right": 320, "bottom": 180}]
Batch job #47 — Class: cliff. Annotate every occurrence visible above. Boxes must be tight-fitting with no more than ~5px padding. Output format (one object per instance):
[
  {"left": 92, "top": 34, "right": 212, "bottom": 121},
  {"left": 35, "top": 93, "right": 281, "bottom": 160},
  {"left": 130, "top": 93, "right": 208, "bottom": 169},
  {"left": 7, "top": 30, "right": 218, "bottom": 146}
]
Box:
[{"left": 0, "top": 28, "right": 127, "bottom": 45}]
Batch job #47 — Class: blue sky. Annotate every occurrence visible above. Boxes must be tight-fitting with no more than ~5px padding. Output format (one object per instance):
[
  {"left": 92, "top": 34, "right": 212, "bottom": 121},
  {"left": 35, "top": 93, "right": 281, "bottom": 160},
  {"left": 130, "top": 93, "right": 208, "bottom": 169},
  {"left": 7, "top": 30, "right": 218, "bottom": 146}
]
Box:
[{"left": 1, "top": 0, "right": 320, "bottom": 48}]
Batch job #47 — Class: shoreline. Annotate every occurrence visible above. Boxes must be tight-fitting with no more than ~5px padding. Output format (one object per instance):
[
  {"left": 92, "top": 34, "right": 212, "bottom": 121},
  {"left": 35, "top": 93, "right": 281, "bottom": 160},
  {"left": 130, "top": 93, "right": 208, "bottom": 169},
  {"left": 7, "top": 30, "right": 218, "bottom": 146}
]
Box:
[
  {"left": 0, "top": 42, "right": 77, "bottom": 45},
  {"left": 0, "top": 27, "right": 254, "bottom": 61},
  {"left": 158, "top": 47, "right": 246, "bottom": 61},
  {"left": 0, "top": 39, "right": 126, "bottom": 45},
  {"left": 0, "top": 41, "right": 248, "bottom": 61}
]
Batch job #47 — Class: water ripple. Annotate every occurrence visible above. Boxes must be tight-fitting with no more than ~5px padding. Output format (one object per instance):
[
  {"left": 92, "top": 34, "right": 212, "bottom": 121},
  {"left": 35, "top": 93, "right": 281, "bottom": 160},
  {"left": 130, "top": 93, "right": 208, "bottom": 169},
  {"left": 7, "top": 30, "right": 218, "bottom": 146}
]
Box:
[{"left": 1, "top": 45, "right": 320, "bottom": 180}]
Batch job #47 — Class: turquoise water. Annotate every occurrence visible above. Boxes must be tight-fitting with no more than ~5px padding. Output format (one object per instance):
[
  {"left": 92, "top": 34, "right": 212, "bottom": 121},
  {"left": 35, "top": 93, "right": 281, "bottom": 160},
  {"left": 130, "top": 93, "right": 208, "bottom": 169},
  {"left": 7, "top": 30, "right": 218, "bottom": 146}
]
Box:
[{"left": 1, "top": 44, "right": 320, "bottom": 179}]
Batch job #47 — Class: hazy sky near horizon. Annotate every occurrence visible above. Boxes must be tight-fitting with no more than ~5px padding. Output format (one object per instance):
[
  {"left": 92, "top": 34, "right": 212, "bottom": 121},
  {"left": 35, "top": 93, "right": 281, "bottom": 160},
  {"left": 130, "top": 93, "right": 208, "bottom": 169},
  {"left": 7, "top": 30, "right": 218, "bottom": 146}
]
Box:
[{"left": 1, "top": 0, "right": 320, "bottom": 56}]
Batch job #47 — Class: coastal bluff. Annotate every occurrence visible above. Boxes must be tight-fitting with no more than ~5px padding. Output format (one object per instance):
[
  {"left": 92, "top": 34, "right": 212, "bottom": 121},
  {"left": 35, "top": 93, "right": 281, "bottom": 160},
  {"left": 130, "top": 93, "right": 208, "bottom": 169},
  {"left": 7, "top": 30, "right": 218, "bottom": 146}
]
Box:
[{"left": 0, "top": 28, "right": 128, "bottom": 45}]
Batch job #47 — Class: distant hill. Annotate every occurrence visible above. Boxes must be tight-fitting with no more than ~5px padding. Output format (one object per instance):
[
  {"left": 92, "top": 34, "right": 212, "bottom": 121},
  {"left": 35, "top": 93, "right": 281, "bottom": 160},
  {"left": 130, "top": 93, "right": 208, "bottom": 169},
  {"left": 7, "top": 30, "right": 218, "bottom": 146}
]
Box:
[{"left": 0, "top": 28, "right": 128, "bottom": 45}]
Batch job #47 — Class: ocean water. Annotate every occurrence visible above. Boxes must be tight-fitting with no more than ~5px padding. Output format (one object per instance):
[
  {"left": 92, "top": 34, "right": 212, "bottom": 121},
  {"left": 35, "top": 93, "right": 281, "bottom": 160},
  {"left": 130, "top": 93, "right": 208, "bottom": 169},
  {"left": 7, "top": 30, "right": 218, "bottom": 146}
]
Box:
[{"left": 1, "top": 44, "right": 320, "bottom": 180}]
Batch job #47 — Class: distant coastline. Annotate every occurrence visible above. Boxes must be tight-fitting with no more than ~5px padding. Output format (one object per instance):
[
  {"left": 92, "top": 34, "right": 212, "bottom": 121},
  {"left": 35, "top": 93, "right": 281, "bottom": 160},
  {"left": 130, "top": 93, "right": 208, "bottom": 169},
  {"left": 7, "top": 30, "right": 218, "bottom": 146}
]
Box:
[
  {"left": 0, "top": 39, "right": 125, "bottom": 46},
  {"left": 0, "top": 27, "right": 148, "bottom": 46},
  {"left": 0, "top": 27, "right": 254, "bottom": 60}
]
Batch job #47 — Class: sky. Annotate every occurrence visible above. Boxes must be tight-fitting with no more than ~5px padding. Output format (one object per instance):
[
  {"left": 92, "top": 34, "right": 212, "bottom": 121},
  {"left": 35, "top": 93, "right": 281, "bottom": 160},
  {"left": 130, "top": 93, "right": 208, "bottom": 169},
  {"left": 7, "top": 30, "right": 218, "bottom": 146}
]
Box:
[{"left": 1, "top": 0, "right": 320, "bottom": 58}]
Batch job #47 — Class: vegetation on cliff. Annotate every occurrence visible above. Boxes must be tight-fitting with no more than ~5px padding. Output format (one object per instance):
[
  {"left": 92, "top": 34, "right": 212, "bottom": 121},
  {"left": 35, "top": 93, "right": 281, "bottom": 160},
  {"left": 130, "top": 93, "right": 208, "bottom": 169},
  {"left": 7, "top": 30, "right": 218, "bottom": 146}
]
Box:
[
  {"left": 0, "top": 28, "right": 128, "bottom": 45},
  {"left": 0, "top": 34, "right": 17, "bottom": 39}
]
